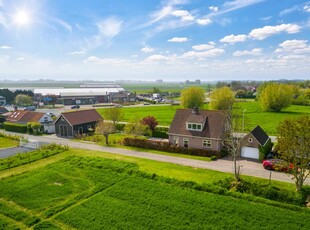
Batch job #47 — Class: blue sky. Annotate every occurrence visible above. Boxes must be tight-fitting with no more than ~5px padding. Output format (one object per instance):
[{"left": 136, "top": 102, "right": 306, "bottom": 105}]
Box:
[{"left": 0, "top": 0, "right": 309, "bottom": 81}]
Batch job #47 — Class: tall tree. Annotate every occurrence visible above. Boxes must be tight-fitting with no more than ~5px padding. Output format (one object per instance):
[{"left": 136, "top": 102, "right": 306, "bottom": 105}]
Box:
[
  {"left": 209, "top": 86, "right": 235, "bottom": 111},
  {"left": 223, "top": 107, "right": 244, "bottom": 182},
  {"left": 141, "top": 116, "right": 158, "bottom": 132},
  {"left": 259, "top": 83, "right": 293, "bottom": 112},
  {"left": 180, "top": 86, "right": 205, "bottom": 109},
  {"left": 277, "top": 116, "right": 310, "bottom": 192},
  {"left": 15, "top": 94, "right": 33, "bottom": 106},
  {"left": 0, "top": 89, "right": 14, "bottom": 104},
  {"left": 102, "top": 107, "right": 124, "bottom": 131},
  {"left": 95, "top": 121, "right": 114, "bottom": 145}
]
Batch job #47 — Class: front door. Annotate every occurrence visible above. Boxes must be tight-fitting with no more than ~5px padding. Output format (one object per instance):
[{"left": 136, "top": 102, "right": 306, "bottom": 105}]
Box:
[{"left": 60, "top": 125, "right": 68, "bottom": 137}]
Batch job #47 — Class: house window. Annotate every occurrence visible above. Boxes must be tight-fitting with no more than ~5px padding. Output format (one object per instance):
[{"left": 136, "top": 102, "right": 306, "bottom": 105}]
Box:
[
  {"left": 173, "top": 137, "right": 179, "bottom": 146},
  {"left": 248, "top": 138, "right": 253, "bottom": 143},
  {"left": 203, "top": 140, "right": 211, "bottom": 148},
  {"left": 186, "top": 123, "right": 203, "bottom": 131},
  {"left": 183, "top": 138, "right": 189, "bottom": 148}
]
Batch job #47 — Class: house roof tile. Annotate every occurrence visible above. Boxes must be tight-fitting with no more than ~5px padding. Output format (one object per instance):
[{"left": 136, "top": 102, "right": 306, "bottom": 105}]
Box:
[
  {"left": 250, "top": 125, "right": 270, "bottom": 146},
  {"left": 60, "top": 109, "right": 103, "bottom": 126},
  {"left": 169, "top": 109, "right": 226, "bottom": 139}
]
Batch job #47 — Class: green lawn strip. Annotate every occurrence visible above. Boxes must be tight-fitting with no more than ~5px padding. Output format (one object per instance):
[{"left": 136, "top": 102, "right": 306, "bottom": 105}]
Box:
[
  {"left": 33, "top": 221, "right": 62, "bottom": 230},
  {"left": 238, "top": 101, "right": 310, "bottom": 135},
  {"left": 0, "top": 137, "right": 18, "bottom": 149},
  {"left": 0, "top": 214, "right": 23, "bottom": 230},
  {"left": 56, "top": 176, "right": 310, "bottom": 230}
]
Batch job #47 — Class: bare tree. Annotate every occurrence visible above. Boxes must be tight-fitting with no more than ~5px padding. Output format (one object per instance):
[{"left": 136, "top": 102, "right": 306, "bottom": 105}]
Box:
[{"left": 223, "top": 107, "right": 244, "bottom": 182}]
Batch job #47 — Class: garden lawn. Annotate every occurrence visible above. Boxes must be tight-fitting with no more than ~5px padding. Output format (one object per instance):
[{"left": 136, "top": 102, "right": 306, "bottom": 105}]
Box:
[
  {"left": 238, "top": 101, "right": 310, "bottom": 135},
  {"left": 0, "top": 155, "right": 309, "bottom": 229},
  {"left": 0, "top": 137, "right": 18, "bottom": 149}
]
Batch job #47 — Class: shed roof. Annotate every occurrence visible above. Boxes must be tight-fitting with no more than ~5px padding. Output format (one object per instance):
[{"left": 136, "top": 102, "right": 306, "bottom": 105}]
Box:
[
  {"left": 58, "top": 109, "right": 103, "bottom": 126},
  {"left": 250, "top": 125, "right": 270, "bottom": 146}
]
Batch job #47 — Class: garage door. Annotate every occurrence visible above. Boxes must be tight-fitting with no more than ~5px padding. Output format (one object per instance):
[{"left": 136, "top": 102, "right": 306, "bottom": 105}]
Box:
[{"left": 241, "top": 147, "right": 259, "bottom": 159}]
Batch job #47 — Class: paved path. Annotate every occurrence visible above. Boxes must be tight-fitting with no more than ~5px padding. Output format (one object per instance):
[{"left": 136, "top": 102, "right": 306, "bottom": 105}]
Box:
[{"left": 1, "top": 131, "right": 308, "bottom": 185}]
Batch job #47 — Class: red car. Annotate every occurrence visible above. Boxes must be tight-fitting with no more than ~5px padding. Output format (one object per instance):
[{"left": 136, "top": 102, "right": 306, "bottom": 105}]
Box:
[{"left": 262, "top": 159, "right": 293, "bottom": 172}]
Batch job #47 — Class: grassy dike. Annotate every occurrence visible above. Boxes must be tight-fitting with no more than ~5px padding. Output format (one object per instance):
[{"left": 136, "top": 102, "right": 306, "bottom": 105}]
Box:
[{"left": 0, "top": 147, "right": 308, "bottom": 229}]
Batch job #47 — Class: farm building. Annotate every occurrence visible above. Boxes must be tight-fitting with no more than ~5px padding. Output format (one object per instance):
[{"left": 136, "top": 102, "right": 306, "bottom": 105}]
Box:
[{"left": 54, "top": 109, "right": 102, "bottom": 138}]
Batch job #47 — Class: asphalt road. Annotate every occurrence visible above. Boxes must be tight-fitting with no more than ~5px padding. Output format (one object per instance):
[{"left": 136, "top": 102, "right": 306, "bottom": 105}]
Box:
[{"left": 1, "top": 131, "right": 307, "bottom": 185}]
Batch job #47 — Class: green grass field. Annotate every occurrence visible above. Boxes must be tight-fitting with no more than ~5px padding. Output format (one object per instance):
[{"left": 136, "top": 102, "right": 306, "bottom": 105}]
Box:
[
  {"left": 98, "top": 102, "right": 310, "bottom": 135},
  {"left": 0, "top": 137, "right": 18, "bottom": 149},
  {"left": 0, "top": 153, "right": 309, "bottom": 229}
]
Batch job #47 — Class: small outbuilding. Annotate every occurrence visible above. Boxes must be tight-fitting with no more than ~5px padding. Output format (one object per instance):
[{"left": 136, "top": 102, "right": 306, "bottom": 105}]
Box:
[
  {"left": 241, "top": 125, "right": 270, "bottom": 160},
  {"left": 54, "top": 109, "right": 102, "bottom": 138}
]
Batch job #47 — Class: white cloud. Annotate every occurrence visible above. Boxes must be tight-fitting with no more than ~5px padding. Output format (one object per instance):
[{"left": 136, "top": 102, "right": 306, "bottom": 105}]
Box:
[
  {"left": 192, "top": 44, "right": 214, "bottom": 51},
  {"left": 50, "top": 18, "right": 72, "bottom": 33},
  {"left": 0, "top": 45, "right": 11, "bottom": 49},
  {"left": 209, "top": 6, "right": 219, "bottom": 12},
  {"left": 275, "top": 40, "right": 310, "bottom": 54},
  {"left": 220, "top": 34, "right": 247, "bottom": 43},
  {"left": 171, "top": 10, "right": 194, "bottom": 21},
  {"left": 233, "top": 48, "right": 262, "bottom": 56},
  {"left": 141, "top": 47, "right": 154, "bottom": 53},
  {"left": 146, "top": 54, "right": 169, "bottom": 61},
  {"left": 68, "top": 51, "right": 85, "bottom": 55},
  {"left": 182, "top": 48, "right": 225, "bottom": 58},
  {"left": 97, "top": 17, "right": 123, "bottom": 38},
  {"left": 0, "top": 12, "right": 8, "bottom": 27},
  {"left": 249, "top": 24, "right": 301, "bottom": 40},
  {"left": 84, "top": 56, "right": 129, "bottom": 65},
  {"left": 16, "top": 57, "right": 24, "bottom": 61},
  {"left": 279, "top": 5, "right": 299, "bottom": 17},
  {"left": 304, "top": 5, "right": 310, "bottom": 12},
  {"left": 196, "top": 18, "right": 212, "bottom": 26},
  {"left": 168, "top": 37, "right": 188, "bottom": 42}
]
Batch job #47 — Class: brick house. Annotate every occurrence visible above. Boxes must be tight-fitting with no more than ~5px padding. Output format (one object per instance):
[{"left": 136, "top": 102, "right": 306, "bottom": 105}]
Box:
[
  {"left": 54, "top": 109, "right": 102, "bottom": 138},
  {"left": 168, "top": 109, "right": 226, "bottom": 151}
]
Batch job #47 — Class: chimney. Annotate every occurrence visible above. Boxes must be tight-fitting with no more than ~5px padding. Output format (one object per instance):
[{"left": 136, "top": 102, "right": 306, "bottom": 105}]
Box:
[{"left": 192, "top": 106, "right": 199, "bottom": 114}]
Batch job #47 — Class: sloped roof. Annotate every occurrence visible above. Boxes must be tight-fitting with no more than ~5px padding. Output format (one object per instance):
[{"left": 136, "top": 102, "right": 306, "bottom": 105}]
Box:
[
  {"left": 250, "top": 125, "right": 270, "bottom": 146},
  {"left": 19, "top": 111, "right": 45, "bottom": 123},
  {"left": 169, "top": 109, "right": 226, "bottom": 139},
  {"left": 6, "top": 110, "right": 45, "bottom": 123},
  {"left": 59, "top": 109, "right": 103, "bottom": 126},
  {"left": 0, "top": 106, "right": 8, "bottom": 114}
]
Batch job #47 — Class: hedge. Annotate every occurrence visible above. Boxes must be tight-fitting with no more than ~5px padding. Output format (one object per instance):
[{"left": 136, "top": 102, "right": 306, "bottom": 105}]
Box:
[
  {"left": 3, "top": 122, "right": 27, "bottom": 133},
  {"left": 123, "top": 137, "right": 224, "bottom": 158}
]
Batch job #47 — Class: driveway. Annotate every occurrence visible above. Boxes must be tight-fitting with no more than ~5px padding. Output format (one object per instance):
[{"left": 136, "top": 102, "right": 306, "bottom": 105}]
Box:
[{"left": 0, "top": 146, "right": 34, "bottom": 158}]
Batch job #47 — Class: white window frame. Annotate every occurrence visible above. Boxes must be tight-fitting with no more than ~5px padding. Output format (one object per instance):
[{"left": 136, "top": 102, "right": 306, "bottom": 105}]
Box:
[
  {"left": 183, "top": 138, "right": 189, "bottom": 147},
  {"left": 186, "top": 122, "right": 203, "bottom": 131},
  {"left": 173, "top": 137, "right": 179, "bottom": 146},
  {"left": 202, "top": 140, "right": 211, "bottom": 148}
]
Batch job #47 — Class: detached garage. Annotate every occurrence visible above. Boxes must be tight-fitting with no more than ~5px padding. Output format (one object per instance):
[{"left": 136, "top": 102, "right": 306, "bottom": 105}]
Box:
[{"left": 241, "top": 125, "right": 270, "bottom": 160}]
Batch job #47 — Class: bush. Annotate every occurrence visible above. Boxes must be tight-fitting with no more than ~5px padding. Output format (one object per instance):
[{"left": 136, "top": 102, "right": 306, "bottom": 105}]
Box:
[
  {"left": 123, "top": 137, "right": 223, "bottom": 158},
  {"left": 0, "top": 123, "right": 3, "bottom": 129},
  {"left": 3, "top": 122, "right": 27, "bottom": 133},
  {"left": 151, "top": 131, "right": 168, "bottom": 138}
]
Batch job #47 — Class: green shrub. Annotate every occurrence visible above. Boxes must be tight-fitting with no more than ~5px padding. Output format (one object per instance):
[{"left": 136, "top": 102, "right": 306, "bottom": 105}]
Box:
[
  {"left": 123, "top": 137, "right": 223, "bottom": 158},
  {"left": 151, "top": 130, "right": 168, "bottom": 138},
  {"left": 3, "top": 122, "right": 27, "bottom": 133},
  {"left": 0, "top": 123, "right": 4, "bottom": 129}
]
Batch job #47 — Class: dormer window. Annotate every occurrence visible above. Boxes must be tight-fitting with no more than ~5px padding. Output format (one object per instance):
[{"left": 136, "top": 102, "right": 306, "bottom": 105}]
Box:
[{"left": 186, "top": 122, "right": 202, "bottom": 131}]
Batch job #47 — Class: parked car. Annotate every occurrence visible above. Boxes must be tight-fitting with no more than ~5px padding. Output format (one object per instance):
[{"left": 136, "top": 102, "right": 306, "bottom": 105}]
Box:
[
  {"left": 262, "top": 159, "right": 293, "bottom": 172},
  {"left": 71, "top": 105, "right": 80, "bottom": 109},
  {"left": 24, "top": 106, "right": 36, "bottom": 111}
]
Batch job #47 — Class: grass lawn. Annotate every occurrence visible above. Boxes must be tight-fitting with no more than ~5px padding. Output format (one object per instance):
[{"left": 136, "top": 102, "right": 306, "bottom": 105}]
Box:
[
  {"left": 0, "top": 137, "right": 18, "bottom": 149},
  {"left": 0, "top": 153, "right": 308, "bottom": 229},
  {"left": 97, "top": 101, "right": 310, "bottom": 135},
  {"left": 238, "top": 101, "right": 310, "bottom": 135}
]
